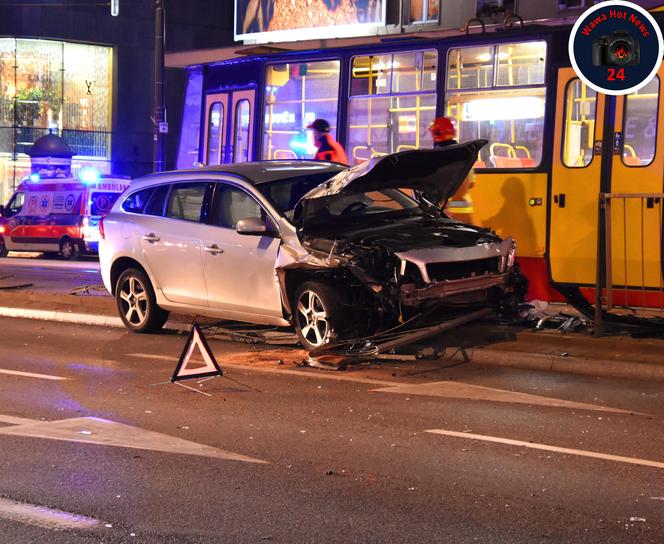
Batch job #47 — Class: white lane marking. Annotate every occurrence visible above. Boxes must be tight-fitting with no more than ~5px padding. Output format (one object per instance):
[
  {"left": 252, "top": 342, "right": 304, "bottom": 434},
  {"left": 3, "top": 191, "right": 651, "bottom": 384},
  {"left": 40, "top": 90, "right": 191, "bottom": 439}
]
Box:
[
  {"left": 426, "top": 429, "right": 664, "bottom": 470},
  {"left": 0, "top": 306, "right": 123, "bottom": 328},
  {"left": 0, "top": 497, "right": 101, "bottom": 531},
  {"left": 129, "top": 353, "right": 638, "bottom": 413},
  {"left": 373, "top": 381, "right": 635, "bottom": 414},
  {"left": 0, "top": 368, "right": 69, "bottom": 381},
  {"left": 0, "top": 416, "right": 267, "bottom": 464}
]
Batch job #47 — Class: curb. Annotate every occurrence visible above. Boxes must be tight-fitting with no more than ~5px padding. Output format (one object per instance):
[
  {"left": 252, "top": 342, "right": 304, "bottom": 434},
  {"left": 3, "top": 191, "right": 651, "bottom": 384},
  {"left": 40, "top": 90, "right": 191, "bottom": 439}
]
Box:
[
  {"left": 448, "top": 347, "right": 664, "bottom": 383},
  {"left": 1, "top": 303, "right": 662, "bottom": 383},
  {"left": 0, "top": 306, "right": 123, "bottom": 328},
  {"left": 0, "top": 305, "right": 189, "bottom": 333}
]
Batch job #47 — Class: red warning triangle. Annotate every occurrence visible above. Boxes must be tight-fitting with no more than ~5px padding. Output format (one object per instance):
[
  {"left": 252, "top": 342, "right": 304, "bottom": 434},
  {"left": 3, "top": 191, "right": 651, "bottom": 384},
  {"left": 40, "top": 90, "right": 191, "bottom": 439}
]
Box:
[{"left": 171, "top": 323, "right": 223, "bottom": 382}]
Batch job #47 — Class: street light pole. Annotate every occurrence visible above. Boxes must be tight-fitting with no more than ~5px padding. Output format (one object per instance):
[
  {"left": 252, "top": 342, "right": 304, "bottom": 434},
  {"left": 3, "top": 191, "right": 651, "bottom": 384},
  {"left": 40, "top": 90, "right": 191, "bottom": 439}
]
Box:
[{"left": 153, "top": 0, "right": 165, "bottom": 172}]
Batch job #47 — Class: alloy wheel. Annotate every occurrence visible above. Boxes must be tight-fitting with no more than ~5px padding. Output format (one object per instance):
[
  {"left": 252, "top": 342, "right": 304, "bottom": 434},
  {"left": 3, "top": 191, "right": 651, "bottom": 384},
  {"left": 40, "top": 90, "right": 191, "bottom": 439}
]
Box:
[
  {"left": 118, "top": 275, "right": 149, "bottom": 327},
  {"left": 60, "top": 239, "right": 74, "bottom": 259},
  {"left": 296, "top": 290, "right": 329, "bottom": 347}
]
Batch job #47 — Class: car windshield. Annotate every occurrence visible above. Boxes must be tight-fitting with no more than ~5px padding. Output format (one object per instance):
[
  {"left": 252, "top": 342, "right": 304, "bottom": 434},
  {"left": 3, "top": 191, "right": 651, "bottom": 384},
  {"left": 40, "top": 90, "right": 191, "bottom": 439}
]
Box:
[
  {"left": 259, "top": 172, "right": 340, "bottom": 219},
  {"left": 324, "top": 189, "right": 420, "bottom": 218},
  {"left": 260, "top": 173, "right": 422, "bottom": 221}
]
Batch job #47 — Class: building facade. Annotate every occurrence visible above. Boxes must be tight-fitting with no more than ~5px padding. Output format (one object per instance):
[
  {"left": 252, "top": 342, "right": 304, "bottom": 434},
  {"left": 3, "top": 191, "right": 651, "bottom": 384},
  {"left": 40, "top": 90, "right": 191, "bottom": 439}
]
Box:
[{"left": 0, "top": 0, "right": 234, "bottom": 203}]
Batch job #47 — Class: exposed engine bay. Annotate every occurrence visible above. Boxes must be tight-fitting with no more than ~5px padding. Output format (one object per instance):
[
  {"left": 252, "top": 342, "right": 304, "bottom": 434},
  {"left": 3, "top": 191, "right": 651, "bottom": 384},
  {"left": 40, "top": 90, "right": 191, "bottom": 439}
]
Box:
[{"left": 276, "top": 139, "right": 527, "bottom": 347}]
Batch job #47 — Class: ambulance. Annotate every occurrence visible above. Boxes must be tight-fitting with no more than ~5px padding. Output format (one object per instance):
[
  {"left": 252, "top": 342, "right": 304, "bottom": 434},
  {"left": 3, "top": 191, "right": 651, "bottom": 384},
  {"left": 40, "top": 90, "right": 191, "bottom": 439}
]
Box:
[{"left": 0, "top": 169, "right": 130, "bottom": 259}]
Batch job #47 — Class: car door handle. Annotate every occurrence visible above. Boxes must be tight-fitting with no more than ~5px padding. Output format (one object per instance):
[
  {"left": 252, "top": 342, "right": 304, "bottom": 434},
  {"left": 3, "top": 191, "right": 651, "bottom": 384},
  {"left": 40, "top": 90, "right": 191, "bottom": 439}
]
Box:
[
  {"left": 142, "top": 233, "right": 160, "bottom": 243},
  {"left": 203, "top": 244, "right": 224, "bottom": 255}
]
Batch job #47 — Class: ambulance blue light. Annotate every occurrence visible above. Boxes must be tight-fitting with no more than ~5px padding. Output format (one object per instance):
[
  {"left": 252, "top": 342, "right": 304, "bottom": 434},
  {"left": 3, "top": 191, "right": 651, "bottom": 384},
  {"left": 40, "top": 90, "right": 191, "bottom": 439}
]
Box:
[
  {"left": 80, "top": 167, "right": 100, "bottom": 183},
  {"left": 29, "top": 173, "right": 40, "bottom": 182},
  {"left": 289, "top": 133, "right": 309, "bottom": 154}
]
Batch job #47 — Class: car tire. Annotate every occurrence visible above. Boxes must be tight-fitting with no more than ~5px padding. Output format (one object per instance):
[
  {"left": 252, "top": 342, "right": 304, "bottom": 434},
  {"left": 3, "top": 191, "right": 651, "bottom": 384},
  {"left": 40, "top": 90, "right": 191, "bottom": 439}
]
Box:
[
  {"left": 0, "top": 240, "right": 6, "bottom": 257},
  {"left": 115, "top": 268, "right": 169, "bottom": 333},
  {"left": 293, "top": 280, "right": 347, "bottom": 351},
  {"left": 59, "top": 237, "right": 77, "bottom": 260}
]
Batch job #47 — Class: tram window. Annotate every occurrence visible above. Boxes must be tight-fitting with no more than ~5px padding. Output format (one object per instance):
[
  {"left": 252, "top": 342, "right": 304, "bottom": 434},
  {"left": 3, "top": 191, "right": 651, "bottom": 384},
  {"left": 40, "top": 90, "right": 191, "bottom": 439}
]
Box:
[
  {"left": 233, "top": 99, "right": 250, "bottom": 163},
  {"left": 263, "top": 60, "right": 340, "bottom": 160},
  {"left": 446, "top": 88, "right": 545, "bottom": 169},
  {"left": 348, "top": 50, "right": 438, "bottom": 165},
  {"left": 206, "top": 102, "right": 224, "bottom": 165},
  {"left": 445, "top": 41, "right": 547, "bottom": 169},
  {"left": 447, "top": 46, "right": 494, "bottom": 90},
  {"left": 562, "top": 79, "right": 597, "bottom": 168},
  {"left": 351, "top": 55, "right": 392, "bottom": 96},
  {"left": 391, "top": 51, "right": 438, "bottom": 93},
  {"left": 622, "top": 76, "right": 659, "bottom": 167},
  {"left": 448, "top": 41, "right": 546, "bottom": 90},
  {"left": 496, "top": 42, "right": 546, "bottom": 86}
]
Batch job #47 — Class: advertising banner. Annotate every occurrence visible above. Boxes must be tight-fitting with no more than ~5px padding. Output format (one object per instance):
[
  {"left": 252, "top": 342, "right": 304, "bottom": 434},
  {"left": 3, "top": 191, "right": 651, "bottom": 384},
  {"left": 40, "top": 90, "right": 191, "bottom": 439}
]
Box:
[{"left": 235, "top": 0, "right": 386, "bottom": 42}]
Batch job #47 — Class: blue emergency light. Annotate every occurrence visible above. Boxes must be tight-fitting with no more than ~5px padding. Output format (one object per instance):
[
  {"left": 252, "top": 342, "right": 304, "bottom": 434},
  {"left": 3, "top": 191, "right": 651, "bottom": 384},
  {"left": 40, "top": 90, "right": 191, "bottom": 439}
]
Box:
[
  {"left": 29, "top": 173, "right": 40, "bottom": 182},
  {"left": 79, "top": 167, "right": 100, "bottom": 183}
]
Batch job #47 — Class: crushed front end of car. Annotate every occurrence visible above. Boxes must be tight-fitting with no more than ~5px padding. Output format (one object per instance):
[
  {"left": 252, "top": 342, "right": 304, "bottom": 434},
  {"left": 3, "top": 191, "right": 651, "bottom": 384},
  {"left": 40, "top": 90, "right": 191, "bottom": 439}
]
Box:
[{"left": 284, "top": 140, "right": 527, "bottom": 344}]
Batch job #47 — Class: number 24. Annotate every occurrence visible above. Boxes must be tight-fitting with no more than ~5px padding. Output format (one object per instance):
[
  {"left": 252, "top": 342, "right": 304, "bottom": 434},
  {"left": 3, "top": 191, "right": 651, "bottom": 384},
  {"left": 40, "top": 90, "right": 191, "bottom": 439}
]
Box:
[{"left": 607, "top": 68, "right": 625, "bottom": 81}]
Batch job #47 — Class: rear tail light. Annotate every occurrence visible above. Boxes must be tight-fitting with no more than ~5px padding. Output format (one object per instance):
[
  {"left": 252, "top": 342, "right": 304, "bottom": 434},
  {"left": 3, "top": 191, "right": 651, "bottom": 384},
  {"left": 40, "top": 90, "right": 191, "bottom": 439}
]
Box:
[
  {"left": 0, "top": 225, "right": 5, "bottom": 234},
  {"left": 99, "top": 217, "right": 105, "bottom": 240}
]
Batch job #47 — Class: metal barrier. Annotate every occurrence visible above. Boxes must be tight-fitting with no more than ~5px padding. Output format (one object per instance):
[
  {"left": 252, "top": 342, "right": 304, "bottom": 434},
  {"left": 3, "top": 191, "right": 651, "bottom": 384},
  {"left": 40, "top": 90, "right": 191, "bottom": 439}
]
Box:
[{"left": 596, "top": 193, "right": 664, "bottom": 320}]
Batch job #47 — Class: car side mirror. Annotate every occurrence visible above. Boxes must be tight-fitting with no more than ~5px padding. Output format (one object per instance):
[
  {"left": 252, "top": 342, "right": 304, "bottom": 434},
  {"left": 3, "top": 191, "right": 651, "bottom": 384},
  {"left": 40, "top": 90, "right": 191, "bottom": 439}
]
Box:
[{"left": 236, "top": 217, "right": 274, "bottom": 236}]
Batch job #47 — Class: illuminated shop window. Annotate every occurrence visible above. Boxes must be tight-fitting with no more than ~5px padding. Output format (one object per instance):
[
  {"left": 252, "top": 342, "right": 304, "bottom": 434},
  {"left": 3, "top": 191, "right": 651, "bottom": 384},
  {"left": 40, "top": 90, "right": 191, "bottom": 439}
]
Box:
[
  {"left": 348, "top": 50, "right": 437, "bottom": 165},
  {"left": 410, "top": 0, "right": 440, "bottom": 24},
  {"left": 562, "top": 79, "right": 597, "bottom": 168},
  {"left": 622, "top": 77, "right": 659, "bottom": 167},
  {"left": 262, "top": 60, "right": 340, "bottom": 160},
  {"left": 446, "top": 41, "right": 546, "bottom": 169},
  {"left": 0, "top": 38, "right": 112, "bottom": 203}
]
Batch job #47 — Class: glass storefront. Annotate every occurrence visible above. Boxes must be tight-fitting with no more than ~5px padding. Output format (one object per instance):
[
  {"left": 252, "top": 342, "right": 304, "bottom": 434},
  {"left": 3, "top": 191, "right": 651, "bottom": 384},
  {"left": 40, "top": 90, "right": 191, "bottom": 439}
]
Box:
[{"left": 0, "top": 38, "right": 113, "bottom": 202}]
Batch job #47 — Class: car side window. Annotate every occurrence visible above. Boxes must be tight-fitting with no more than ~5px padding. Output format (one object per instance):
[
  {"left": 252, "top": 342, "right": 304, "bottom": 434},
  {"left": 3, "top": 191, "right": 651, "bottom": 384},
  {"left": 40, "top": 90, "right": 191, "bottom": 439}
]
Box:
[
  {"left": 144, "top": 184, "right": 169, "bottom": 217},
  {"left": 165, "top": 182, "right": 208, "bottom": 223},
  {"left": 6, "top": 191, "right": 25, "bottom": 217},
  {"left": 210, "top": 184, "right": 271, "bottom": 230},
  {"left": 122, "top": 188, "right": 154, "bottom": 214}
]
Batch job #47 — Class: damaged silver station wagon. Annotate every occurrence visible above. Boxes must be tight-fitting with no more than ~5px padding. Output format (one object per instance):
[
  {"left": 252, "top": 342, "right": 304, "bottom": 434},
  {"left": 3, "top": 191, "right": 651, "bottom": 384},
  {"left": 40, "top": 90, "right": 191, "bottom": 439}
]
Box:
[{"left": 100, "top": 140, "right": 524, "bottom": 350}]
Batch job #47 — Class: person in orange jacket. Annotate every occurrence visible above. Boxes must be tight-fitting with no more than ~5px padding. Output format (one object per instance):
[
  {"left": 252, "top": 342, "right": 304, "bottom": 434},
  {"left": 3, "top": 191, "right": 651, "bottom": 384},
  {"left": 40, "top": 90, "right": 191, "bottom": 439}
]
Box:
[
  {"left": 307, "top": 119, "right": 349, "bottom": 166},
  {"left": 428, "top": 116, "right": 475, "bottom": 224}
]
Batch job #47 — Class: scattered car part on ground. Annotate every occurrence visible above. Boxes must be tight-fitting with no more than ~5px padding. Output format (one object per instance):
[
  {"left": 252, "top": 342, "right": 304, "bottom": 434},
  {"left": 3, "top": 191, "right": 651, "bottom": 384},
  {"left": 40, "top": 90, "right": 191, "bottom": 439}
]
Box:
[{"left": 305, "top": 308, "right": 493, "bottom": 370}]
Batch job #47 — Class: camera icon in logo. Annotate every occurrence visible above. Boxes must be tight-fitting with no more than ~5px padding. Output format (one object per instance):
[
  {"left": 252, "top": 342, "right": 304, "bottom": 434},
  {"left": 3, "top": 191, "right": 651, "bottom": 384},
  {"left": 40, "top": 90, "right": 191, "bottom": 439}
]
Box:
[{"left": 592, "top": 31, "right": 640, "bottom": 66}]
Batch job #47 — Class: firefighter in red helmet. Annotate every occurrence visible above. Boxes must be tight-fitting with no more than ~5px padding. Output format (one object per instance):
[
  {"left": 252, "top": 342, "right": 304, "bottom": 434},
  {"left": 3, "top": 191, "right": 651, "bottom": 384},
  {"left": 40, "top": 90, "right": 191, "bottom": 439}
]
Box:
[
  {"left": 307, "top": 119, "right": 349, "bottom": 166},
  {"left": 428, "top": 117, "right": 475, "bottom": 224}
]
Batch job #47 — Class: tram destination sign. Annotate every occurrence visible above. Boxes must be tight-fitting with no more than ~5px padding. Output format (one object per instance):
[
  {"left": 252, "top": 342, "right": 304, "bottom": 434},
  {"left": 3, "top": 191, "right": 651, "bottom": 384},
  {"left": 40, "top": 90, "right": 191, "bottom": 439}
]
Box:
[{"left": 235, "top": 0, "right": 386, "bottom": 43}]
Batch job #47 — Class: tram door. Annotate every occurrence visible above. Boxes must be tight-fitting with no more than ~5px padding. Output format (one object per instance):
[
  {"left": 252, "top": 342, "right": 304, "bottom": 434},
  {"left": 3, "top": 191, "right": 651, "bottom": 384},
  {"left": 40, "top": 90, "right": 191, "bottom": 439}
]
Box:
[
  {"left": 550, "top": 64, "right": 664, "bottom": 291},
  {"left": 608, "top": 68, "right": 663, "bottom": 293},
  {"left": 549, "top": 67, "right": 607, "bottom": 285},
  {"left": 203, "top": 90, "right": 255, "bottom": 165}
]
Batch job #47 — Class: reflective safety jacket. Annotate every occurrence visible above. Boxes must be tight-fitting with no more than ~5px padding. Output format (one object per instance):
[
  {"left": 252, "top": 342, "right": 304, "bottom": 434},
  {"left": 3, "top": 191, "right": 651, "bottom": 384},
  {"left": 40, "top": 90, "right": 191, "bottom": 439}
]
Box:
[{"left": 314, "top": 135, "right": 349, "bottom": 165}]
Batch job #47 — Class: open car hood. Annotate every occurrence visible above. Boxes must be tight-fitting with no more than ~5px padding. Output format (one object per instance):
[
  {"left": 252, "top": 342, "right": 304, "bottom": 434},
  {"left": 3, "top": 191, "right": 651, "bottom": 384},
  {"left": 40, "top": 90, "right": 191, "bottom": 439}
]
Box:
[{"left": 299, "top": 139, "right": 487, "bottom": 206}]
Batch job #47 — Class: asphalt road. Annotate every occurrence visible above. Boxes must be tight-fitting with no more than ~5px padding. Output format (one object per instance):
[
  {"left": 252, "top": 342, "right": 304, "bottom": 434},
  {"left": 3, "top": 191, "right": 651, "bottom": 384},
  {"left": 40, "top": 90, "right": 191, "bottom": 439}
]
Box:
[
  {"left": 0, "top": 316, "right": 662, "bottom": 543},
  {"left": 0, "top": 255, "right": 102, "bottom": 294}
]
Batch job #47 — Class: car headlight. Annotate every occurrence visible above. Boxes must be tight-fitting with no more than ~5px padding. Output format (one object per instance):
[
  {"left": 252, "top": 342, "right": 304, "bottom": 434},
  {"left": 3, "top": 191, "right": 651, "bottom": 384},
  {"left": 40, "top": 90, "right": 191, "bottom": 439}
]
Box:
[{"left": 507, "top": 241, "right": 517, "bottom": 270}]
